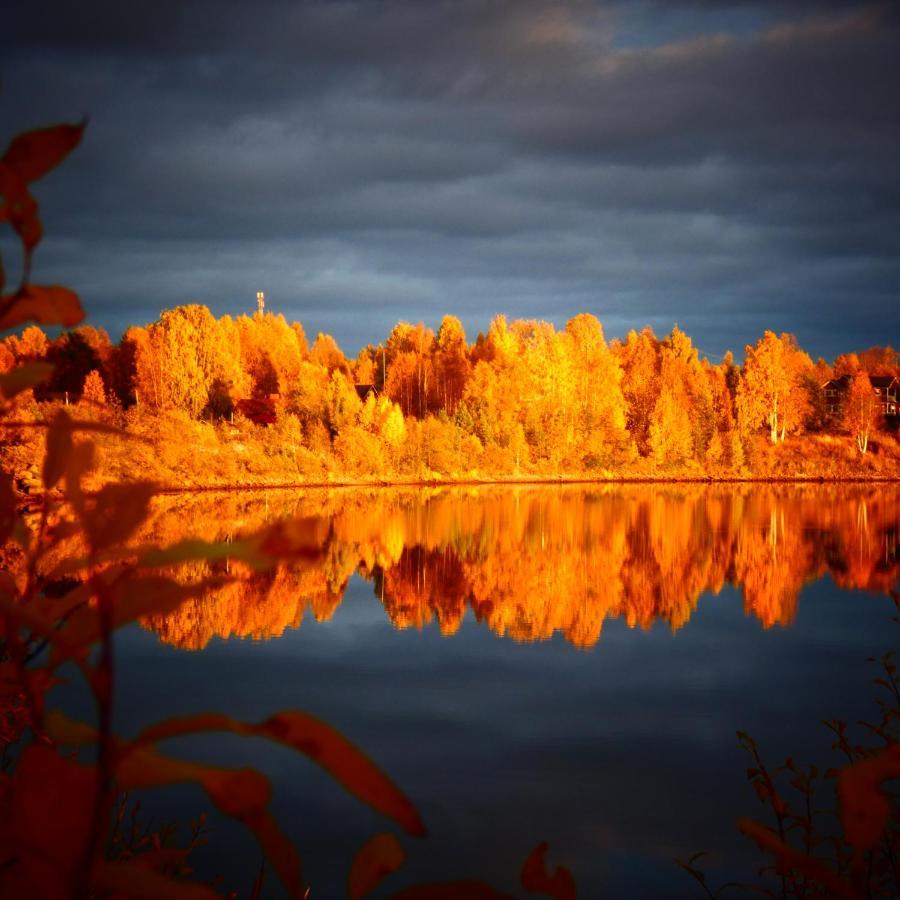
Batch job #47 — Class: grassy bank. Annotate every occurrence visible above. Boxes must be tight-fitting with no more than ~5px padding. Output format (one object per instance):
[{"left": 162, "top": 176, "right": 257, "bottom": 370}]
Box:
[{"left": 4, "top": 401, "right": 898, "bottom": 495}]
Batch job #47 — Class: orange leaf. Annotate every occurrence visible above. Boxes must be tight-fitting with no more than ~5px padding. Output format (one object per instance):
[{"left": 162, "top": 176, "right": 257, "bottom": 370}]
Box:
[
  {"left": 139, "top": 537, "right": 271, "bottom": 572},
  {"left": 1, "top": 121, "right": 86, "bottom": 185},
  {"left": 0, "top": 362, "right": 53, "bottom": 400},
  {"left": 241, "top": 808, "right": 306, "bottom": 900},
  {"left": 134, "top": 711, "right": 426, "bottom": 837},
  {"left": 139, "top": 518, "right": 326, "bottom": 572},
  {"left": 115, "top": 747, "right": 306, "bottom": 899},
  {"left": 349, "top": 833, "right": 406, "bottom": 900},
  {"left": 80, "top": 481, "right": 156, "bottom": 552},
  {"left": 388, "top": 883, "right": 516, "bottom": 899},
  {"left": 0, "top": 593, "right": 98, "bottom": 692},
  {"left": 43, "top": 410, "right": 74, "bottom": 489},
  {"left": 45, "top": 709, "right": 99, "bottom": 746},
  {"left": 49, "top": 574, "right": 227, "bottom": 666},
  {"left": 521, "top": 843, "right": 577, "bottom": 900},
  {"left": 64, "top": 439, "right": 96, "bottom": 514},
  {"left": 0, "top": 285, "right": 85, "bottom": 332}
]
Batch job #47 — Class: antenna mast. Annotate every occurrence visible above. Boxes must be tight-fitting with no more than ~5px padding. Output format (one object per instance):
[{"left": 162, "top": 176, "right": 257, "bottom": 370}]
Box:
[{"left": 256, "top": 291, "right": 265, "bottom": 315}]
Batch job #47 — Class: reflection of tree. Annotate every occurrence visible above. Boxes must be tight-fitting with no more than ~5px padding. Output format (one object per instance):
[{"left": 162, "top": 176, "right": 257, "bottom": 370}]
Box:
[
  {"left": 144, "top": 566, "right": 344, "bottom": 650},
  {"left": 733, "top": 497, "right": 810, "bottom": 628},
  {"left": 25, "top": 486, "right": 893, "bottom": 651}
]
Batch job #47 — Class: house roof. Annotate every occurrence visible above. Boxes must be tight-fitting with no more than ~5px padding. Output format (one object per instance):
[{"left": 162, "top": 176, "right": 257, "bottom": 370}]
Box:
[{"left": 355, "top": 383, "right": 378, "bottom": 400}]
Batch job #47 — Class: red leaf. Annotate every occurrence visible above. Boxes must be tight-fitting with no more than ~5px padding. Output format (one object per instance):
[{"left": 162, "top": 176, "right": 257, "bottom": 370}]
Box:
[
  {"left": 349, "top": 833, "right": 405, "bottom": 900},
  {"left": 738, "top": 818, "right": 858, "bottom": 899},
  {"left": 241, "top": 808, "right": 306, "bottom": 900},
  {"left": 1, "top": 121, "right": 86, "bottom": 185},
  {"left": 93, "top": 861, "right": 220, "bottom": 900},
  {"left": 0, "top": 285, "right": 85, "bottom": 331},
  {"left": 1, "top": 745, "right": 99, "bottom": 897},
  {"left": 838, "top": 743, "right": 900, "bottom": 859},
  {"left": 0, "top": 471, "right": 16, "bottom": 545},
  {"left": 521, "top": 843, "right": 577, "bottom": 900},
  {"left": 134, "top": 711, "right": 426, "bottom": 837}
]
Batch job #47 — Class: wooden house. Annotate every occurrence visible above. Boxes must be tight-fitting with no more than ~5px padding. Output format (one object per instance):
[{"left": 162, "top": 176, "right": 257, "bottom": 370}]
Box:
[
  {"left": 822, "top": 375, "right": 850, "bottom": 416},
  {"left": 870, "top": 375, "right": 899, "bottom": 417}
]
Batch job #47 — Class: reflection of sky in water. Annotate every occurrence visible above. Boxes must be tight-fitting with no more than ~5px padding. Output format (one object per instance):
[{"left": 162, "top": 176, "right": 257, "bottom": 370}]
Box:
[{"left": 97, "top": 572, "right": 893, "bottom": 898}]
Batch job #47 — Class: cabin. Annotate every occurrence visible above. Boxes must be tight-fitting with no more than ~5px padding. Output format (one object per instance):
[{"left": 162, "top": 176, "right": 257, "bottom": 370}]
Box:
[
  {"left": 822, "top": 375, "right": 850, "bottom": 416},
  {"left": 355, "top": 384, "right": 379, "bottom": 402},
  {"left": 870, "top": 375, "right": 899, "bottom": 417}
]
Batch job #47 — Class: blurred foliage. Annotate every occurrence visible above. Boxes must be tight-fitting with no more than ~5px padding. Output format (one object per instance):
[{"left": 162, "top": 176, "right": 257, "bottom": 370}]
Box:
[
  {"left": 0, "top": 119, "right": 582, "bottom": 899},
  {"left": 680, "top": 648, "right": 899, "bottom": 899}
]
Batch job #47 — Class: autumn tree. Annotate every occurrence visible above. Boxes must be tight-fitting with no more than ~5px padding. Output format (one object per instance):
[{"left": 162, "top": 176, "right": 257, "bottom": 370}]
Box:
[
  {"left": 460, "top": 316, "right": 525, "bottom": 456},
  {"left": 237, "top": 312, "right": 306, "bottom": 397},
  {"left": 4, "top": 325, "right": 49, "bottom": 362},
  {"left": 81, "top": 368, "right": 106, "bottom": 405},
  {"left": 43, "top": 326, "right": 112, "bottom": 400},
  {"left": 858, "top": 345, "right": 898, "bottom": 376},
  {"left": 125, "top": 325, "right": 164, "bottom": 409},
  {"left": 736, "top": 331, "right": 813, "bottom": 443},
  {"left": 654, "top": 327, "right": 716, "bottom": 464},
  {"left": 564, "top": 314, "right": 632, "bottom": 468},
  {"left": 513, "top": 320, "right": 572, "bottom": 469},
  {"left": 310, "top": 332, "right": 350, "bottom": 377},
  {"left": 128, "top": 306, "right": 237, "bottom": 416},
  {"left": 433, "top": 315, "right": 470, "bottom": 415},
  {"left": 842, "top": 370, "right": 880, "bottom": 454},
  {"left": 354, "top": 347, "right": 377, "bottom": 385},
  {"left": 384, "top": 322, "right": 435, "bottom": 418},
  {"left": 833, "top": 352, "right": 861, "bottom": 378},
  {"left": 0, "top": 342, "right": 14, "bottom": 374},
  {"left": 705, "top": 363, "right": 744, "bottom": 473},
  {"left": 615, "top": 328, "right": 660, "bottom": 456},
  {"left": 649, "top": 355, "right": 694, "bottom": 467},
  {"left": 323, "top": 369, "right": 362, "bottom": 437}
]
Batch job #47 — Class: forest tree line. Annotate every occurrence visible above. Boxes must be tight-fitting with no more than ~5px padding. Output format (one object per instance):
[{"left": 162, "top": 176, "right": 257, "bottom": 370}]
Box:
[{"left": 1, "top": 305, "right": 898, "bottom": 482}]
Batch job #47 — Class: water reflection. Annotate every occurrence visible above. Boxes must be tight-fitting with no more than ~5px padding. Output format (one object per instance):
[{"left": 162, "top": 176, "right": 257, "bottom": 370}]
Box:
[{"left": 129, "top": 484, "right": 899, "bottom": 650}]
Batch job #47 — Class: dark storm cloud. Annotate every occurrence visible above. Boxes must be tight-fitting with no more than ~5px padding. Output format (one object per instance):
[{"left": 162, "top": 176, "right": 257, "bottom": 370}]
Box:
[{"left": 3, "top": 0, "right": 898, "bottom": 358}]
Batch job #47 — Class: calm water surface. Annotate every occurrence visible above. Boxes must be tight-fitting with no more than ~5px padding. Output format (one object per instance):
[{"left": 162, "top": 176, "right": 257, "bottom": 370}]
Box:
[{"left": 91, "top": 484, "right": 897, "bottom": 897}]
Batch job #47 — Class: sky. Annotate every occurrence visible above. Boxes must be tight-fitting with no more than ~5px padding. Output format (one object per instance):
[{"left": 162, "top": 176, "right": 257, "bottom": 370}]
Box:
[{"left": 3, "top": 0, "right": 899, "bottom": 361}]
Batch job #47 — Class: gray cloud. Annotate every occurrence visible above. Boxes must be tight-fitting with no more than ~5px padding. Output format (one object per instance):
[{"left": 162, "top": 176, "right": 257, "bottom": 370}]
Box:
[{"left": 3, "top": 0, "right": 898, "bottom": 359}]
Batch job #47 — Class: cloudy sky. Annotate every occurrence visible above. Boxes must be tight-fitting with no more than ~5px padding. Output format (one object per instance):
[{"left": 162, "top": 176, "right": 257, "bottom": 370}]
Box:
[{"left": 4, "top": 0, "right": 898, "bottom": 360}]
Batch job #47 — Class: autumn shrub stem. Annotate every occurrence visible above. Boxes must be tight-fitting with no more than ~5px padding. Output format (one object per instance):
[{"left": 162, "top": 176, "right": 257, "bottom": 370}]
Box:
[{"left": 79, "top": 563, "right": 115, "bottom": 899}]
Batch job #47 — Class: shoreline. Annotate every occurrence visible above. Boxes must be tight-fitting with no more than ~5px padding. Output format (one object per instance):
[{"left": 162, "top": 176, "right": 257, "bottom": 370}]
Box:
[{"left": 148, "top": 474, "right": 900, "bottom": 493}]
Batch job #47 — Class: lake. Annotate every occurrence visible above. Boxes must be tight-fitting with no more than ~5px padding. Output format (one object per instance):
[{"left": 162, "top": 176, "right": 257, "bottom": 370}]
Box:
[{"left": 86, "top": 484, "right": 898, "bottom": 897}]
